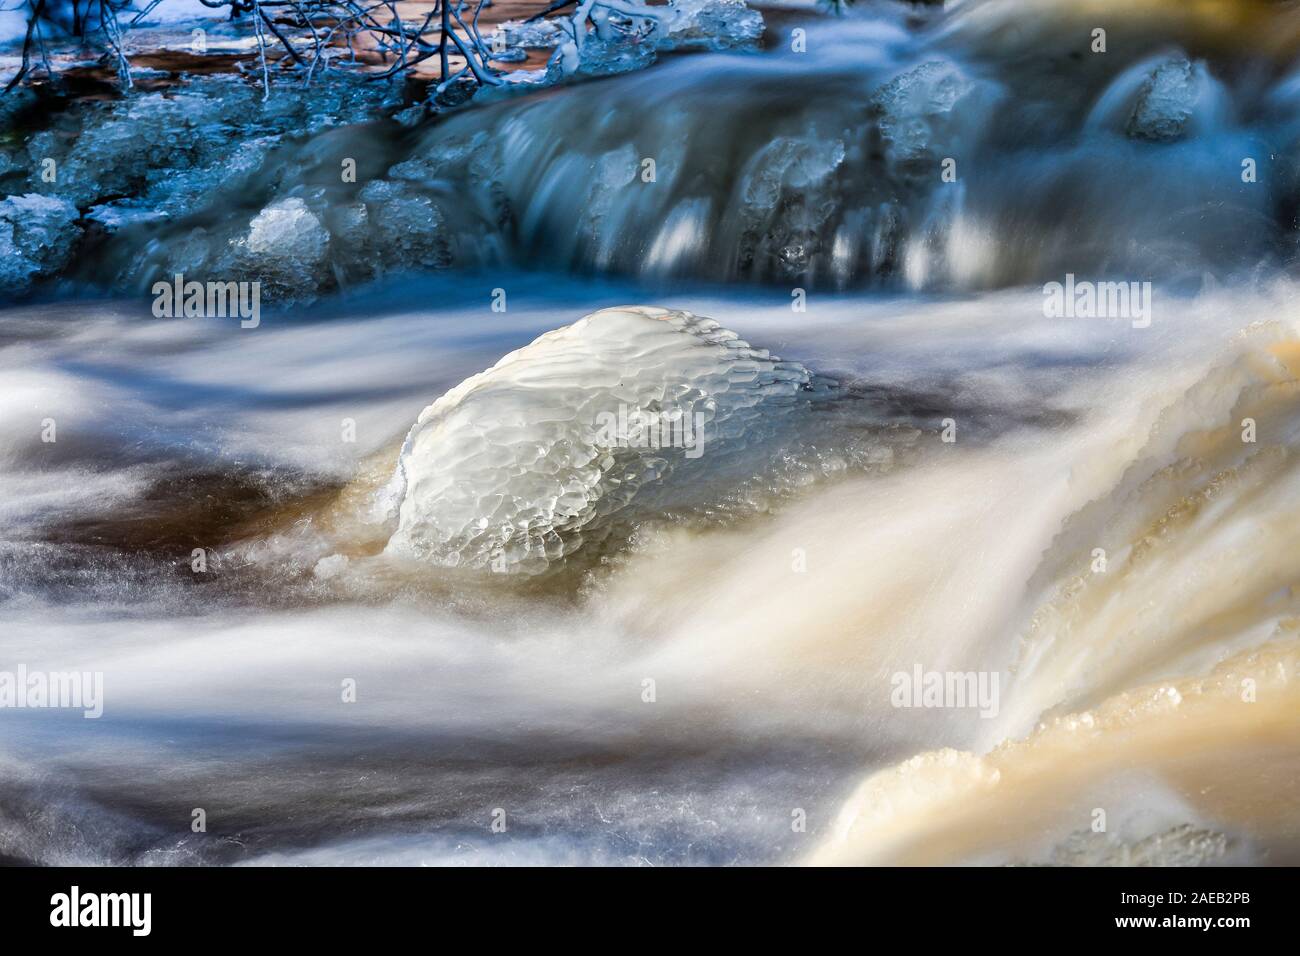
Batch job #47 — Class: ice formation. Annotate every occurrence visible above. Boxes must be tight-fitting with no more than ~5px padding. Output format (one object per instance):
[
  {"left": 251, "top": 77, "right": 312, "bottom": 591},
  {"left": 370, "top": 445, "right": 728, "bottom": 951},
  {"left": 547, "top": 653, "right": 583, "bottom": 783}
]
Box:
[
  {"left": 1125, "top": 57, "right": 1219, "bottom": 142},
  {"left": 870, "top": 60, "right": 981, "bottom": 183},
  {"left": 382, "top": 307, "right": 821, "bottom": 574},
  {"left": 661, "top": 0, "right": 764, "bottom": 52},
  {"left": 231, "top": 198, "right": 332, "bottom": 296},
  {"left": 18, "top": 76, "right": 388, "bottom": 222},
  {"left": 0, "top": 193, "right": 80, "bottom": 296}
]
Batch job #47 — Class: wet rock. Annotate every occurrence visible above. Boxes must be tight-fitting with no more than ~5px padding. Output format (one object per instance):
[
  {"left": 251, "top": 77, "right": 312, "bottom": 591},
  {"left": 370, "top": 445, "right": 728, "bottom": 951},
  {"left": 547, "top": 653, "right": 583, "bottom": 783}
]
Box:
[
  {"left": 741, "top": 136, "right": 847, "bottom": 212},
  {"left": 0, "top": 87, "right": 38, "bottom": 130},
  {"left": 392, "top": 102, "right": 433, "bottom": 128},
  {"left": 326, "top": 202, "right": 371, "bottom": 251},
  {"left": 0, "top": 193, "right": 81, "bottom": 296},
  {"left": 488, "top": 48, "right": 529, "bottom": 64}
]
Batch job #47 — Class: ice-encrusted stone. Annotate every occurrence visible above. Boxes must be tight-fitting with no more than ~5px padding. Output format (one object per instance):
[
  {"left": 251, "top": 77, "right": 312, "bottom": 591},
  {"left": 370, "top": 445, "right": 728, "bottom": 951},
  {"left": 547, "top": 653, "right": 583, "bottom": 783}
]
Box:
[
  {"left": 356, "top": 179, "right": 454, "bottom": 273},
  {"left": 736, "top": 134, "right": 847, "bottom": 278},
  {"left": 20, "top": 74, "right": 390, "bottom": 226},
  {"left": 244, "top": 196, "right": 327, "bottom": 260},
  {"left": 491, "top": 19, "right": 565, "bottom": 49},
  {"left": 229, "top": 197, "right": 331, "bottom": 296},
  {"left": 245, "top": 197, "right": 328, "bottom": 258},
  {"left": 0, "top": 193, "right": 81, "bottom": 296},
  {"left": 661, "top": 0, "right": 764, "bottom": 51},
  {"left": 1126, "top": 57, "right": 1210, "bottom": 142},
  {"left": 382, "top": 307, "right": 820, "bottom": 574},
  {"left": 741, "top": 136, "right": 847, "bottom": 211},
  {"left": 871, "top": 60, "right": 979, "bottom": 183},
  {"left": 551, "top": 34, "right": 659, "bottom": 81}
]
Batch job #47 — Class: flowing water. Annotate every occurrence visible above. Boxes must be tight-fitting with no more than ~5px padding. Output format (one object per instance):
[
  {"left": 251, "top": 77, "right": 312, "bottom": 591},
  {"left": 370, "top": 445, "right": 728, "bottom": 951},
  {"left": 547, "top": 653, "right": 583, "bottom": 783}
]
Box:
[{"left": 4, "top": 0, "right": 1300, "bottom": 865}]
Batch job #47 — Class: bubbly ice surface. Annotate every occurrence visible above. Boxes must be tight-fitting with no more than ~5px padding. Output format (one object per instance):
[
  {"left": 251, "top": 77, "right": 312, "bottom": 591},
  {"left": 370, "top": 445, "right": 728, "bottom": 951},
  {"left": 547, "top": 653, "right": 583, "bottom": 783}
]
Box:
[{"left": 383, "top": 307, "right": 822, "bottom": 574}]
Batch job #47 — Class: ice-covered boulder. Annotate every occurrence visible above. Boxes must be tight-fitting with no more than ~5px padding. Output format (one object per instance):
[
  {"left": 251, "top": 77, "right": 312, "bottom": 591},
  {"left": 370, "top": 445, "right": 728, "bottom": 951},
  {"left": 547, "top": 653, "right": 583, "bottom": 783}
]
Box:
[
  {"left": 871, "top": 60, "right": 980, "bottom": 184},
  {"left": 550, "top": 34, "right": 659, "bottom": 81},
  {"left": 735, "top": 134, "right": 847, "bottom": 278},
  {"left": 355, "top": 179, "right": 455, "bottom": 274},
  {"left": 0, "top": 193, "right": 81, "bottom": 296},
  {"left": 1126, "top": 57, "right": 1218, "bottom": 142},
  {"left": 21, "top": 73, "right": 391, "bottom": 232},
  {"left": 661, "top": 0, "right": 764, "bottom": 51},
  {"left": 381, "top": 307, "right": 822, "bottom": 574},
  {"left": 228, "top": 197, "right": 331, "bottom": 297},
  {"left": 491, "top": 18, "right": 565, "bottom": 49}
]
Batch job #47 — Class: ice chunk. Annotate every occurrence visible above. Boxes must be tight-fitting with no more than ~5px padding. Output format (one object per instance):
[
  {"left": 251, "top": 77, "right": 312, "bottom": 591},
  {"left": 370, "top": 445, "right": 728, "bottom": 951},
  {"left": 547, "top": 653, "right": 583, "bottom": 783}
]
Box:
[
  {"left": 383, "top": 307, "right": 820, "bottom": 575},
  {"left": 491, "top": 18, "right": 565, "bottom": 49},
  {"left": 20, "top": 74, "right": 389, "bottom": 220},
  {"left": 735, "top": 134, "right": 847, "bottom": 279},
  {"left": 1126, "top": 57, "right": 1220, "bottom": 142},
  {"left": 245, "top": 197, "right": 329, "bottom": 258},
  {"left": 230, "top": 197, "right": 331, "bottom": 297},
  {"left": 0, "top": 193, "right": 81, "bottom": 296},
  {"left": 555, "top": 34, "right": 658, "bottom": 80},
  {"left": 871, "top": 60, "right": 978, "bottom": 183},
  {"left": 356, "top": 179, "right": 454, "bottom": 274},
  {"left": 661, "top": 0, "right": 764, "bottom": 51},
  {"left": 741, "top": 136, "right": 846, "bottom": 211}
]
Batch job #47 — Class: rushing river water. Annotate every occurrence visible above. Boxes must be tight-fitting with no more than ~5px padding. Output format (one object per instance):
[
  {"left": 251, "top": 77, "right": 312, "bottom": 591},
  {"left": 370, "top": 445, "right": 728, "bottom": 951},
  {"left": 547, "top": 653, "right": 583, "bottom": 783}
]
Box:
[{"left": 3, "top": 0, "right": 1300, "bottom": 865}]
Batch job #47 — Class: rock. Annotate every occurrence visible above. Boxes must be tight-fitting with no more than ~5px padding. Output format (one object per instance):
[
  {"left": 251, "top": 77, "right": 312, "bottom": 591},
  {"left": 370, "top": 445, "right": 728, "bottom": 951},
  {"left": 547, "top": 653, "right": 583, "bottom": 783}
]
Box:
[
  {"left": 489, "top": 48, "right": 529, "bottom": 64},
  {"left": 392, "top": 102, "right": 431, "bottom": 128},
  {"left": 741, "top": 136, "right": 847, "bottom": 211},
  {"left": 0, "top": 193, "right": 81, "bottom": 296},
  {"left": 325, "top": 202, "right": 371, "bottom": 251}
]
